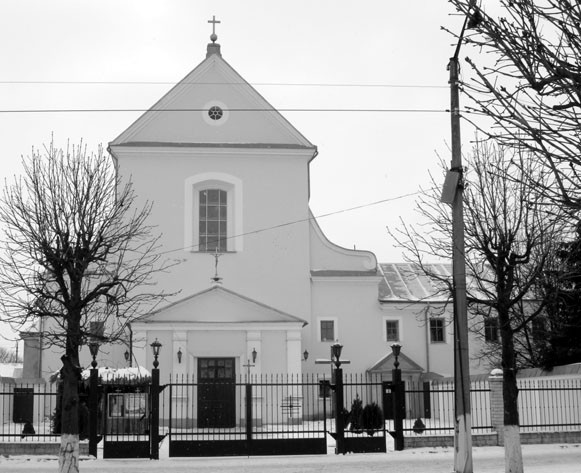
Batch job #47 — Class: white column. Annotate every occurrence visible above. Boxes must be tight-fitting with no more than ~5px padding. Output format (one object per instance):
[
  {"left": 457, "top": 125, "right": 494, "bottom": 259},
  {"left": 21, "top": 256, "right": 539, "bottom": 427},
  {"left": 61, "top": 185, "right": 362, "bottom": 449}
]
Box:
[
  {"left": 286, "top": 329, "right": 303, "bottom": 424},
  {"left": 286, "top": 330, "right": 302, "bottom": 376}
]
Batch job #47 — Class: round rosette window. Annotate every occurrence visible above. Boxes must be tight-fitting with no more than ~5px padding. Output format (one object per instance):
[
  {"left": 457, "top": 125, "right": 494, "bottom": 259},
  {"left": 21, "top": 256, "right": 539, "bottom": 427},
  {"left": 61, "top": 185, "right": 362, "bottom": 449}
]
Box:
[{"left": 203, "top": 101, "right": 229, "bottom": 126}]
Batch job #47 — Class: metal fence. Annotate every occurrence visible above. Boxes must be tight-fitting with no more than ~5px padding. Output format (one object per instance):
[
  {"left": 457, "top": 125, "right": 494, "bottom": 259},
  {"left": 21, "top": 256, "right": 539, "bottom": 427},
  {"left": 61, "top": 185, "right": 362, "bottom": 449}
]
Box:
[
  {"left": 0, "top": 381, "right": 59, "bottom": 441},
  {"left": 519, "top": 377, "right": 581, "bottom": 432},
  {"left": 1, "top": 373, "right": 580, "bottom": 449},
  {"left": 404, "top": 379, "right": 493, "bottom": 435}
]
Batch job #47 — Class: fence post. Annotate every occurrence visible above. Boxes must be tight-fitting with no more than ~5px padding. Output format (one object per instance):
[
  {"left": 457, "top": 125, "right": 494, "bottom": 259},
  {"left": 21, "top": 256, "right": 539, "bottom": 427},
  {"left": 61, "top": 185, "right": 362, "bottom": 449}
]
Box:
[
  {"left": 88, "top": 363, "right": 98, "bottom": 457},
  {"left": 489, "top": 369, "right": 504, "bottom": 446},
  {"left": 246, "top": 383, "right": 253, "bottom": 443},
  {"left": 392, "top": 366, "right": 404, "bottom": 451},
  {"left": 150, "top": 340, "right": 161, "bottom": 460},
  {"left": 334, "top": 367, "right": 345, "bottom": 455}
]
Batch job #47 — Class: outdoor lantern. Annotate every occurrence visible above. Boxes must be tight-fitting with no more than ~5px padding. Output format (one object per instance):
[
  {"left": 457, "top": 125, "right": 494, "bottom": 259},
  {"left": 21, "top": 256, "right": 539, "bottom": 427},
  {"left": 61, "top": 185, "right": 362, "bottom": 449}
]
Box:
[
  {"left": 303, "top": 349, "right": 309, "bottom": 361},
  {"left": 251, "top": 347, "right": 257, "bottom": 364},
  {"left": 177, "top": 347, "right": 183, "bottom": 364},
  {"left": 331, "top": 342, "right": 343, "bottom": 368},
  {"left": 124, "top": 349, "right": 130, "bottom": 362},
  {"left": 151, "top": 338, "right": 162, "bottom": 369},
  {"left": 391, "top": 343, "right": 402, "bottom": 369},
  {"left": 89, "top": 341, "right": 100, "bottom": 369}
]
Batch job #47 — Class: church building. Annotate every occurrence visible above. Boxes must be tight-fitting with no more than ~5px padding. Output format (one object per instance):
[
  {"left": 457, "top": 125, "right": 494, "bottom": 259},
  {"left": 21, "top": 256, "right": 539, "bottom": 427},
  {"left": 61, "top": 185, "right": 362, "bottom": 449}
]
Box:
[{"left": 21, "top": 22, "right": 491, "bottom": 390}]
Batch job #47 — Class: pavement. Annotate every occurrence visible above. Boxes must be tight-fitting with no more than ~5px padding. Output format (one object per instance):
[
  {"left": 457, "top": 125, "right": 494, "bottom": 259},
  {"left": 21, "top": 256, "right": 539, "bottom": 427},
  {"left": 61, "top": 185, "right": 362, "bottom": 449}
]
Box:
[{"left": 0, "top": 444, "right": 580, "bottom": 473}]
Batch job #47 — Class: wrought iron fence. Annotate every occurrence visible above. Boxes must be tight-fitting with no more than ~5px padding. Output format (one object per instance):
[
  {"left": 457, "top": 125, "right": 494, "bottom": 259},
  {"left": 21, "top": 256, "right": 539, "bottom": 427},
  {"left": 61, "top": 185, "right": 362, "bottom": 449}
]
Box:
[
  {"left": 0, "top": 381, "right": 59, "bottom": 441},
  {"left": 164, "top": 373, "right": 330, "bottom": 440},
  {"left": 405, "top": 379, "right": 493, "bottom": 435}
]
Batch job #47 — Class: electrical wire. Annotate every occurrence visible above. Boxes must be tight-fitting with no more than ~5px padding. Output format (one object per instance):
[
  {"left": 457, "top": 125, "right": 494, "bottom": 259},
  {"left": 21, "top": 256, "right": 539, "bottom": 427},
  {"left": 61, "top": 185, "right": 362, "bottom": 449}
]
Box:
[
  {"left": 0, "top": 80, "right": 448, "bottom": 88},
  {"left": 153, "top": 190, "right": 423, "bottom": 258},
  {"left": 0, "top": 107, "right": 447, "bottom": 114}
]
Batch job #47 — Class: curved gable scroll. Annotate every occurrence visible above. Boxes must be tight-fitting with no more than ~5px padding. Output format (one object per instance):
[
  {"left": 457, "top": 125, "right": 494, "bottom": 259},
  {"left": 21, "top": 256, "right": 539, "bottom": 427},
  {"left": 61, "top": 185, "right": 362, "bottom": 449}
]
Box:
[{"left": 184, "top": 172, "right": 243, "bottom": 252}]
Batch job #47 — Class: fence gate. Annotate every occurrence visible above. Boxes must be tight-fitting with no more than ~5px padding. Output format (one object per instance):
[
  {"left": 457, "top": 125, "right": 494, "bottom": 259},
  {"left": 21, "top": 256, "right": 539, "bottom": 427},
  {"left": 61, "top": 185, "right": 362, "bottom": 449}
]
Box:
[
  {"left": 166, "top": 375, "right": 328, "bottom": 457},
  {"left": 102, "top": 383, "right": 152, "bottom": 459}
]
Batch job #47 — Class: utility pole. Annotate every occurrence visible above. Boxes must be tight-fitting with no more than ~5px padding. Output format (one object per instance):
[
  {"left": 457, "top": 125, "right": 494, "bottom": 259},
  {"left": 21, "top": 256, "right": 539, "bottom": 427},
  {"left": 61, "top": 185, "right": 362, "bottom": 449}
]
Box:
[
  {"left": 440, "top": 11, "right": 476, "bottom": 472},
  {"left": 448, "top": 52, "right": 473, "bottom": 473}
]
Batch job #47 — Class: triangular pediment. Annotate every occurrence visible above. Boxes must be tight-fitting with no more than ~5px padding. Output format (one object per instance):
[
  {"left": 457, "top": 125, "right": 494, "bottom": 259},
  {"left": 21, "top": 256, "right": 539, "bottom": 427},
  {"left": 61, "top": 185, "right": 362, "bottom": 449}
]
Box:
[
  {"left": 139, "top": 285, "right": 307, "bottom": 326},
  {"left": 367, "top": 352, "right": 424, "bottom": 374},
  {"left": 110, "top": 48, "right": 314, "bottom": 149}
]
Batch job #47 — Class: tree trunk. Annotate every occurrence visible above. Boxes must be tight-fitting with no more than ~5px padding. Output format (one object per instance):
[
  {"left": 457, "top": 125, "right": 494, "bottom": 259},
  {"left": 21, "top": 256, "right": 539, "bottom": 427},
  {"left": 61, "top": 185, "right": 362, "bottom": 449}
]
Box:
[
  {"left": 500, "top": 312, "right": 523, "bottom": 473},
  {"left": 59, "top": 354, "right": 80, "bottom": 473}
]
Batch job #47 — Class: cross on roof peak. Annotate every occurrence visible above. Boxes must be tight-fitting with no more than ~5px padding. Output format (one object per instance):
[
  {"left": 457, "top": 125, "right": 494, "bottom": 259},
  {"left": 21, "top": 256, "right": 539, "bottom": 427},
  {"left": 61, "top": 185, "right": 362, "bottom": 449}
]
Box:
[
  {"left": 208, "top": 15, "right": 221, "bottom": 43},
  {"left": 210, "top": 248, "right": 223, "bottom": 285}
]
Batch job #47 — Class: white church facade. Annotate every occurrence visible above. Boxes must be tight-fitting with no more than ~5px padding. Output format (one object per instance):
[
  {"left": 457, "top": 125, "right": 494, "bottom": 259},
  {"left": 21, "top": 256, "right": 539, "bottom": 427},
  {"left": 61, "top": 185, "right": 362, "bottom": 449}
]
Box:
[{"left": 21, "top": 28, "right": 491, "bottom": 389}]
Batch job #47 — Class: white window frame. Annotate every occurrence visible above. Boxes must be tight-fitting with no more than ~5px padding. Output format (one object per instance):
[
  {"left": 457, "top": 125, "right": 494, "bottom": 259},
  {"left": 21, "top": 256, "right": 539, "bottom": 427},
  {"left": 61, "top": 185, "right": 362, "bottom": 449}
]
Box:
[
  {"left": 382, "top": 316, "right": 403, "bottom": 343},
  {"left": 184, "top": 172, "right": 243, "bottom": 252},
  {"left": 317, "top": 317, "right": 338, "bottom": 343},
  {"left": 429, "top": 317, "right": 446, "bottom": 343}
]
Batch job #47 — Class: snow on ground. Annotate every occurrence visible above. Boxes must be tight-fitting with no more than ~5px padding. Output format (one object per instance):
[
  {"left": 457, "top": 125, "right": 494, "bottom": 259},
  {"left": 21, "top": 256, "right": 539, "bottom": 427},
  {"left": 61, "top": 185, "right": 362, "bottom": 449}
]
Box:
[{"left": 0, "top": 443, "right": 580, "bottom": 472}]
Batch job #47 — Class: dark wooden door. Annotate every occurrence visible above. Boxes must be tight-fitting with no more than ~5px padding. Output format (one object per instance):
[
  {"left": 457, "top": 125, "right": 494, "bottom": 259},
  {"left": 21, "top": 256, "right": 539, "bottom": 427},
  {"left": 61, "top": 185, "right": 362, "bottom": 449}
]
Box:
[
  {"left": 13, "top": 387, "right": 34, "bottom": 423},
  {"left": 198, "top": 358, "right": 236, "bottom": 428}
]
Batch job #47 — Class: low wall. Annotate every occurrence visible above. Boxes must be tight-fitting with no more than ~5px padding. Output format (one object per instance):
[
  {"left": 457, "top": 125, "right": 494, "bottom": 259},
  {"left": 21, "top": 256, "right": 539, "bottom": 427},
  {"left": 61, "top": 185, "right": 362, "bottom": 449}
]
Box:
[
  {"left": 404, "top": 433, "right": 498, "bottom": 449},
  {"left": 0, "top": 442, "right": 90, "bottom": 456},
  {"left": 404, "top": 431, "right": 581, "bottom": 449}
]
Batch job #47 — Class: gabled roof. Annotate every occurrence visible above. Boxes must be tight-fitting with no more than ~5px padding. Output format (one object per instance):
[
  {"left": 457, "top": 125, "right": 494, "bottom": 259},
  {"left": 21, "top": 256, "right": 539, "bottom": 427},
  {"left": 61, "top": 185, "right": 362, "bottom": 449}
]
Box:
[
  {"left": 367, "top": 352, "right": 424, "bottom": 374},
  {"left": 110, "top": 45, "right": 315, "bottom": 150},
  {"left": 138, "top": 284, "right": 307, "bottom": 326}
]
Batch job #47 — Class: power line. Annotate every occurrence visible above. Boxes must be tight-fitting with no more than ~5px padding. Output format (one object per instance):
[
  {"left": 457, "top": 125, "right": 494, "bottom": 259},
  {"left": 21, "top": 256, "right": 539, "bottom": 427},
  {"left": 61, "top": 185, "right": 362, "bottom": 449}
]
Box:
[
  {"left": 0, "top": 80, "right": 448, "bottom": 89},
  {"left": 155, "top": 190, "right": 422, "bottom": 258},
  {"left": 0, "top": 107, "right": 447, "bottom": 114}
]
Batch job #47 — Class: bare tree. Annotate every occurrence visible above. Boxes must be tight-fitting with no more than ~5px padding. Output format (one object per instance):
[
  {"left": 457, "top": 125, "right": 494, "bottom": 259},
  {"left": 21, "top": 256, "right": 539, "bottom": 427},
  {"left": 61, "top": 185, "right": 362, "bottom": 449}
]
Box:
[
  {"left": 446, "top": 0, "right": 581, "bottom": 210},
  {"left": 0, "top": 346, "right": 19, "bottom": 363},
  {"left": 0, "top": 140, "right": 172, "bottom": 473},
  {"left": 391, "top": 139, "right": 567, "bottom": 473}
]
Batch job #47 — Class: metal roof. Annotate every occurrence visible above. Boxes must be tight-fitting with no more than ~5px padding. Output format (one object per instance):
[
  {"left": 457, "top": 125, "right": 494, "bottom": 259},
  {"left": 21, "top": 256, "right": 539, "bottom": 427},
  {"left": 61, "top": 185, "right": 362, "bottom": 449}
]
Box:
[{"left": 378, "top": 263, "right": 452, "bottom": 302}]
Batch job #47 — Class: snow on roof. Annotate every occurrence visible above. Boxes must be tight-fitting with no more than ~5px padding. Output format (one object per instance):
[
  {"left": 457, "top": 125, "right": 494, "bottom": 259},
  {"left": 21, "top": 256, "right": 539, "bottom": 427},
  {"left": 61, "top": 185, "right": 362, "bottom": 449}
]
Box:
[
  {"left": 0, "top": 363, "right": 23, "bottom": 379},
  {"left": 80, "top": 366, "right": 151, "bottom": 383},
  {"left": 378, "top": 263, "right": 452, "bottom": 302}
]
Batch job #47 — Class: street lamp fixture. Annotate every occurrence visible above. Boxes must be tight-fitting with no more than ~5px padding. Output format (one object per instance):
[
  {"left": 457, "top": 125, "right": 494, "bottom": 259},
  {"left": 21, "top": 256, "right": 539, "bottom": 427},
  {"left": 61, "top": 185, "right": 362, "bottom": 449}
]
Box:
[
  {"left": 89, "top": 341, "right": 100, "bottom": 369},
  {"left": 251, "top": 347, "right": 257, "bottom": 364},
  {"left": 151, "top": 338, "right": 162, "bottom": 369},
  {"left": 391, "top": 343, "right": 401, "bottom": 370}
]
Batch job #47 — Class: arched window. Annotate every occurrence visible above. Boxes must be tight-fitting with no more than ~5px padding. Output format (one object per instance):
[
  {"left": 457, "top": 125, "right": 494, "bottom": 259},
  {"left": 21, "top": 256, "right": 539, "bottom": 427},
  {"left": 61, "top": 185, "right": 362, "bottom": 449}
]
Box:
[
  {"left": 184, "top": 173, "right": 243, "bottom": 253},
  {"left": 199, "top": 188, "right": 227, "bottom": 252}
]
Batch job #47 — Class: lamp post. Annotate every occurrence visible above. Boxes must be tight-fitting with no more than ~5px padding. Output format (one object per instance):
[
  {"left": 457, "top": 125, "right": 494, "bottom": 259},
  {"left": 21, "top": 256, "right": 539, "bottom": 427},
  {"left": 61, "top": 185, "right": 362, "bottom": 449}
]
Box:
[
  {"left": 150, "top": 338, "right": 161, "bottom": 460},
  {"left": 331, "top": 342, "right": 345, "bottom": 455},
  {"left": 88, "top": 341, "right": 99, "bottom": 458},
  {"left": 391, "top": 343, "right": 404, "bottom": 451}
]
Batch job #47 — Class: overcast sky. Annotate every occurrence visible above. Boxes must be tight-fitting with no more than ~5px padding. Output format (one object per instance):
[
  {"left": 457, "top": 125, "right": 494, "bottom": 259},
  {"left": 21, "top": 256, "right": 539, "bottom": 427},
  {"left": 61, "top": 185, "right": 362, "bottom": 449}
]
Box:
[{"left": 0, "top": 1, "right": 467, "bottom": 349}]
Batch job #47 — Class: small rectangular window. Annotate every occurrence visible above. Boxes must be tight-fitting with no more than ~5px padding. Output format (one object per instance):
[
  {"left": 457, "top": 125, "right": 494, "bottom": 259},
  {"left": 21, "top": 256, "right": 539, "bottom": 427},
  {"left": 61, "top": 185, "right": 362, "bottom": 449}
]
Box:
[
  {"left": 385, "top": 320, "right": 399, "bottom": 342},
  {"left": 484, "top": 317, "right": 499, "bottom": 342},
  {"left": 430, "top": 318, "right": 446, "bottom": 343},
  {"left": 320, "top": 320, "right": 335, "bottom": 342}
]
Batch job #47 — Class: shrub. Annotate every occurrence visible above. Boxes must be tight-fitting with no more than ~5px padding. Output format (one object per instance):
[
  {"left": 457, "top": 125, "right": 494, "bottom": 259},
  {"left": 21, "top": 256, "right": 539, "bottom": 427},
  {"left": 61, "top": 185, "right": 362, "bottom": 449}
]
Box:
[
  {"left": 349, "top": 395, "right": 364, "bottom": 433},
  {"left": 361, "top": 402, "right": 383, "bottom": 436}
]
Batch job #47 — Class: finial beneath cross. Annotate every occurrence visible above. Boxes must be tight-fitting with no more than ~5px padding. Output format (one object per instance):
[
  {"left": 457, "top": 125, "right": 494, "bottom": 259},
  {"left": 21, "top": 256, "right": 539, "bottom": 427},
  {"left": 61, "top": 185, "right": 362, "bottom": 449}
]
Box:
[{"left": 208, "top": 15, "right": 221, "bottom": 43}]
